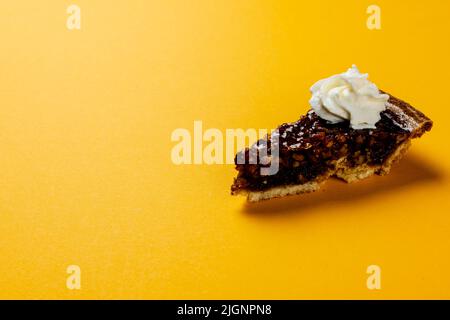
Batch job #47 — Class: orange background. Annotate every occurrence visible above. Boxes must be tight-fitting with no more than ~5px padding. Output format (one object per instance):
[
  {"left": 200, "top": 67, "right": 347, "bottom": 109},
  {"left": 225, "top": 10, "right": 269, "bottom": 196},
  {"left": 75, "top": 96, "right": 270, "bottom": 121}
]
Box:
[{"left": 0, "top": 0, "right": 449, "bottom": 299}]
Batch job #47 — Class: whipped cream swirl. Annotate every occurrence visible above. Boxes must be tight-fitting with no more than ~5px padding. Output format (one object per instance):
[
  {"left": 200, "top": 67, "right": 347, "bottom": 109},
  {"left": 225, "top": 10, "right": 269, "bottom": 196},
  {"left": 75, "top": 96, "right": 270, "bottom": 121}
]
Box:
[{"left": 309, "top": 65, "right": 389, "bottom": 130}]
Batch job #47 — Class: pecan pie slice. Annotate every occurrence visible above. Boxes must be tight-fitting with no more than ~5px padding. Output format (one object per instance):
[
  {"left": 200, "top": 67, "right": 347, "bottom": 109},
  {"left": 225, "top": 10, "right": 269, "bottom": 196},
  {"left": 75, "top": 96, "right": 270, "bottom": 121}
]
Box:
[{"left": 231, "top": 92, "right": 432, "bottom": 202}]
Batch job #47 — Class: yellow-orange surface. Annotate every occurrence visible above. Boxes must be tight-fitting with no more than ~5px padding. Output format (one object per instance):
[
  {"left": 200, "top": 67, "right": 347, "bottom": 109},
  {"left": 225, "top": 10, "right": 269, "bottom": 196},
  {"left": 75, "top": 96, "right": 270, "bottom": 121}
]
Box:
[{"left": 0, "top": 0, "right": 449, "bottom": 299}]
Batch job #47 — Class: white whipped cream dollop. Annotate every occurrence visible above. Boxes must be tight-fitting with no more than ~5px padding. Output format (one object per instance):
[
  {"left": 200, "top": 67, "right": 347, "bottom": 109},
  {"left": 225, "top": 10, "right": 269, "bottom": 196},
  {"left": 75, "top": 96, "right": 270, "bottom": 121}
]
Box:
[{"left": 309, "top": 65, "right": 389, "bottom": 129}]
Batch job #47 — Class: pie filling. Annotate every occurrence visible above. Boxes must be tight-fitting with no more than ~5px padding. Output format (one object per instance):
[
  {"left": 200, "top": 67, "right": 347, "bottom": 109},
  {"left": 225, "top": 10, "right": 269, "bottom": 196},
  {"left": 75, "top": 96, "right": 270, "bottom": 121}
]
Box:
[{"left": 231, "top": 95, "right": 432, "bottom": 194}]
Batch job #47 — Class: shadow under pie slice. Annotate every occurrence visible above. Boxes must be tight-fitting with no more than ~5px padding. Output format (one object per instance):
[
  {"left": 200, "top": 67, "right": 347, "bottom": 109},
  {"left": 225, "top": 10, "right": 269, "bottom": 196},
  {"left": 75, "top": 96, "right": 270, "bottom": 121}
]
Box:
[{"left": 231, "top": 92, "right": 433, "bottom": 202}]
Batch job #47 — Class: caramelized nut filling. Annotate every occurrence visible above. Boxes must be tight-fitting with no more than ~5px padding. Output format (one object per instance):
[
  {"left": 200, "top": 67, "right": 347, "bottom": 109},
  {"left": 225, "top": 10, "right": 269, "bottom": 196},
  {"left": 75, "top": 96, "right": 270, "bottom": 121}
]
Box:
[{"left": 232, "top": 110, "right": 410, "bottom": 192}]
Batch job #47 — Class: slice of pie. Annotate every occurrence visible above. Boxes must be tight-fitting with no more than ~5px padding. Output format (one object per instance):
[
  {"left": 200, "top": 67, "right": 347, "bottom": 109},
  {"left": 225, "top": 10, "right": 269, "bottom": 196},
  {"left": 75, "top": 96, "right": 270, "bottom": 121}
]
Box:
[{"left": 231, "top": 67, "right": 432, "bottom": 202}]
